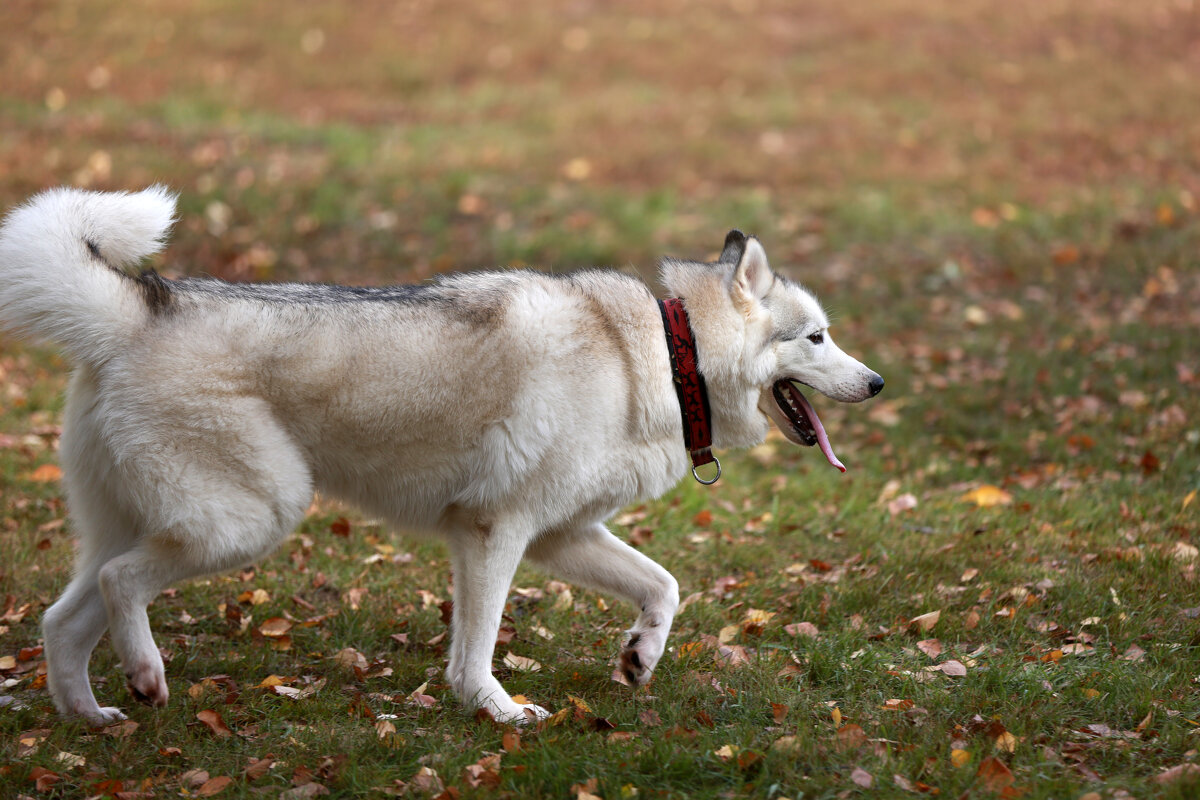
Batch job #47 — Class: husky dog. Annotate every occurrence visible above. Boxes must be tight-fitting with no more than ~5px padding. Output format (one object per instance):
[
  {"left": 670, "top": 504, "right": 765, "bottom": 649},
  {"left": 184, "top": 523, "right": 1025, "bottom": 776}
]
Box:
[{"left": 0, "top": 188, "right": 882, "bottom": 726}]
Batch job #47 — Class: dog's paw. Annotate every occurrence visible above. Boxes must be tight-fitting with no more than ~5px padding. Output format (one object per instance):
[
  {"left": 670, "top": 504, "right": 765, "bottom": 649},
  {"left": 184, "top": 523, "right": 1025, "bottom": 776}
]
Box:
[
  {"left": 125, "top": 664, "right": 169, "bottom": 707},
  {"left": 617, "top": 632, "right": 659, "bottom": 686},
  {"left": 90, "top": 706, "right": 129, "bottom": 726},
  {"left": 488, "top": 700, "right": 551, "bottom": 726},
  {"left": 68, "top": 703, "right": 127, "bottom": 727}
]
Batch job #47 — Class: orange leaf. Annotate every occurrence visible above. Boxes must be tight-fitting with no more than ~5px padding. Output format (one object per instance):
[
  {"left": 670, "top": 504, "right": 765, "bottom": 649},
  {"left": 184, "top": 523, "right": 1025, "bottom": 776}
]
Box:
[
  {"left": 976, "top": 756, "right": 1014, "bottom": 792},
  {"left": 27, "top": 463, "right": 63, "bottom": 482}
]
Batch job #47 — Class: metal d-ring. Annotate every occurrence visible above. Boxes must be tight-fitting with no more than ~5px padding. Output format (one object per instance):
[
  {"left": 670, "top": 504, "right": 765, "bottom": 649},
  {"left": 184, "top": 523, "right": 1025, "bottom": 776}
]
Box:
[{"left": 691, "top": 457, "right": 721, "bottom": 485}]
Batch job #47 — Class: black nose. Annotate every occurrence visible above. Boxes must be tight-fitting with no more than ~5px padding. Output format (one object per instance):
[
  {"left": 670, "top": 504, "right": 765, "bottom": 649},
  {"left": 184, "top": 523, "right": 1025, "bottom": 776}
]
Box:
[{"left": 868, "top": 374, "right": 884, "bottom": 397}]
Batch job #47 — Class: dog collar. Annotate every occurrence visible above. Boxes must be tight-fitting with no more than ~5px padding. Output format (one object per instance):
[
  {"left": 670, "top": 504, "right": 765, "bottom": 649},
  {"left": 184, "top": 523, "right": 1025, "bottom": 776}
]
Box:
[{"left": 658, "top": 298, "right": 721, "bottom": 485}]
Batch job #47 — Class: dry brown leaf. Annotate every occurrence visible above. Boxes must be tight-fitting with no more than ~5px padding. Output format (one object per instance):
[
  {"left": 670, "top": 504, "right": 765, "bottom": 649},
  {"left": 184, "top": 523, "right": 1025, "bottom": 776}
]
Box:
[
  {"left": 258, "top": 617, "right": 293, "bottom": 637},
  {"left": 976, "top": 756, "right": 1014, "bottom": 791},
  {"left": 850, "top": 767, "right": 874, "bottom": 788},
  {"left": 940, "top": 659, "right": 968, "bottom": 677},
  {"left": 909, "top": 610, "right": 941, "bottom": 632},
  {"left": 917, "top": 639, "right": 942, "bottom": 658},
  {"left": 784, "top": 621, "right": 820, "bottom": 638},
  {"left": 195, "top": 776, "right": 234, "bottom": 797},
  {"left": 196, "top": 709, "right": 233, "bottom": 738},
  {"left": 1154, "top": 763, "right": 1200, "bottom": 785},
  {"left": 335, "top": 647, "right": 368, "bottom": 671},
  {"left": 834, "top": 723, "right": 867, "bottom": 750},
  {"left": 502, "top": 652, "right": 542, "bottom": 672}
]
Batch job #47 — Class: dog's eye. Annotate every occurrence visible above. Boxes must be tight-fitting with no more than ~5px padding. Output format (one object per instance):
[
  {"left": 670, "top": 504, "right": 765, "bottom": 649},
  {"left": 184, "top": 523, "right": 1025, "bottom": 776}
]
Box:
[{"left": 807, "top": 332, "right": 824, "bottom": 344}]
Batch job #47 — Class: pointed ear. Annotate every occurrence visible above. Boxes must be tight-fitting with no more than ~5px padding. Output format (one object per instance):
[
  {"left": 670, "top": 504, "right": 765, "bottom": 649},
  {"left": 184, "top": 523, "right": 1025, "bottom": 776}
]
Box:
[
  {"left": 718, "top": 229, "right": 747, "bottom": 264},
  {"left": 730, "top": 236, "right": 773, "bottom": 303}
]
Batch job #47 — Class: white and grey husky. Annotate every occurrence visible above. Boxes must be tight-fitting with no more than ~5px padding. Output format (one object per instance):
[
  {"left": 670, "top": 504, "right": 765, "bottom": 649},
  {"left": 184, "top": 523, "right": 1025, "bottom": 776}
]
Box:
[{"left": 0, "top": 187, "right": 882, "bottom": 726}]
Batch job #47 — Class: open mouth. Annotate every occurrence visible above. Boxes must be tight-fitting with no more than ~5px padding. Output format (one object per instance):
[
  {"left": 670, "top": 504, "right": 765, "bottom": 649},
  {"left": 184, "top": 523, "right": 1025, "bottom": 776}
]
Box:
[{"left": 769, "top": 379, "right": 846, "bottom": 473}]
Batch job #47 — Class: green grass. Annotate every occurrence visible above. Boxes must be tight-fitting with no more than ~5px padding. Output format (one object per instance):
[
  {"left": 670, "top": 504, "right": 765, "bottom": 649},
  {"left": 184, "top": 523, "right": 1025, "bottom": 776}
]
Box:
[{"left": 2, "top": 0, "right": 1199, "bottom": 797}]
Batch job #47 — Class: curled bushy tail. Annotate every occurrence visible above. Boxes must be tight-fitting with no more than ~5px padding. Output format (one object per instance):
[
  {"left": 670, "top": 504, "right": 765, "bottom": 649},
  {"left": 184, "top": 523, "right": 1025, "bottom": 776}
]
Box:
[{"left": 0, "top": 186, "right": 177, "bottom": 363}]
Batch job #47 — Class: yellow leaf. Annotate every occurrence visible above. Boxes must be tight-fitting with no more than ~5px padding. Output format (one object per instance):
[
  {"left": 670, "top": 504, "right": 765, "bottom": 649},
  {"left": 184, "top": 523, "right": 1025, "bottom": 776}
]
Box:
[
  {"left": 718, "top": 625, "right": 740, "bottom": 644},
  {"left": 831, "top": 707, "right": 842, "bottom": 726},
  {"left": 713, "top": 744, "right": 740, "bottom": 761},
  {"left": 1083, "top": 688, "right": 1101, "bottom": 699},
  {"left": 961, "top": 485, "right": 1013, "bottom": 508},
  {"left": 256, "top": 674, "right": 286, "bottom": 688},
  {"left": 951, "top": 749, "right": 970, "bottom": 767},
  {"left": 1184, "top": 489, "right": 1197, "bottom": 511},
  {"left": 994, "top": 731, "right": 1017, "bottom": 753}
]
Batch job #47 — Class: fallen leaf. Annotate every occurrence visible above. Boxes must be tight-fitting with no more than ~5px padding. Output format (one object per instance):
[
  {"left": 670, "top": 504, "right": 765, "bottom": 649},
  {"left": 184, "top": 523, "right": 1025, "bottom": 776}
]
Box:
[
  {"left": 713, "top": 744, "right": 740, "bottom": 761},
  {"left": 850, "top": 767, "right": 874, "bottom": 788},
  {"left": 1154, "top": 763, "right": 1200, "bottom": 784},
  {"left": 784, "top": 621, "right": 820, "bottom": 638},
  {"left": 408, "top": 766, "right": 443, "bottom": 795},
  {"left": 195, "top": 776, "right": 234, "bottom": 797},
  {"left": 950, "top": 749, "right": 970, "bottom": 767},
  {"left": 30, "top": 766, "right": 61, "bottom": 792},
  {"left": 27, "top": 463, "right": 63, "bottom": 482},
  {"left": 962, "top": 485, "right": 1013, "bottom": 508},
  {"left": 917, "top": 639, "right": 942, "bottom": 658},
  {"left": 502, "top": 652, "right": 542, "bottom": 672},
  {"left": 834, "top": 723, "right": 867, "bottom": 750},
  {"left": 976, "top": 757, "right": 1014, "bottom": 792},
  {"left": 882, "top": 698, "right": 915, "bottom": 711},
  {"left": 335, "top": 647, "right": 368, "bottom": 672},
  {"left": 772, "top": 735, "right": 801, "bottom": 754},
  {"left": 196, "top": 709, "right": 233, "bottom": 738},
  {"left": 259, "top": 617, "right": 293, "bottom": 637},
  {"left": 940, "top": 659, "right": 968, "bottom": 677},
  {"left": 888, "top": 493, "right": 919, "bottom": 515},
  {"left": 909, "top": 610, "right": 941, "bottom": 632}
]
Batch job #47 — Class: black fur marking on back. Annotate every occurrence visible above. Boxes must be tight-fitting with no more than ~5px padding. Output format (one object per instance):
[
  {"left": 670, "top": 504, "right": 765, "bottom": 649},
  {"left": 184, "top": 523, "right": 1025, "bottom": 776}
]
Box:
[
  {"left": 170, "top": 278, "right": 449, "bottom": 306},
  {"left": 134, "top": 269, "right": 173, "bottom": 314},
  {"left": 85, "top": 239, "right": 103, "bottom": 261}
]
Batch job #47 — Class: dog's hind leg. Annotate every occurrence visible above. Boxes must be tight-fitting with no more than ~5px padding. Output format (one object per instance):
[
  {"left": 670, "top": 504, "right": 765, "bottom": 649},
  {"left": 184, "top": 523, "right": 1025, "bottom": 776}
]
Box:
[
  {"left": 43, "top": 372, "right": 140, "bottom": 725},
  {"left": 526, "top": 521, "right": 679, "bottom": 687},
  {"left": 95, "top": 404, "right": 311, "bottom": 715},
  {"left": 97, "top": 487, "right": 309, "bottom": 710},
  {"left": 444, "top": 516, "right": 550, "bottom": 724}
]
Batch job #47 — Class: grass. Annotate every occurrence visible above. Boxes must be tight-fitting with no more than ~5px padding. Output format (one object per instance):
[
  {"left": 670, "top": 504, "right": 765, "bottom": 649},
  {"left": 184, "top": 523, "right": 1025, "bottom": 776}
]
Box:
[{"left": 2, "top": 0, "right": 1199, "bottom": 797}]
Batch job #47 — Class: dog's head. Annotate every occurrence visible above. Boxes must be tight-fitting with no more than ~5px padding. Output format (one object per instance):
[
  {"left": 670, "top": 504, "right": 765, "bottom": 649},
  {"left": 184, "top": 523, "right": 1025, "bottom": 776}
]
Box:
[{"left": 661, "top": 230, "right": 883, "bottom": 471}]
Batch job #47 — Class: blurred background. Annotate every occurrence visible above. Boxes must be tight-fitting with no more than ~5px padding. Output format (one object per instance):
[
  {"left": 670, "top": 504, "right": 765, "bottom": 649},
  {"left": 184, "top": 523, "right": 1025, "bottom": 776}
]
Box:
[{"left": 2, "top": 0, "right": 1196, "bottom": 486}]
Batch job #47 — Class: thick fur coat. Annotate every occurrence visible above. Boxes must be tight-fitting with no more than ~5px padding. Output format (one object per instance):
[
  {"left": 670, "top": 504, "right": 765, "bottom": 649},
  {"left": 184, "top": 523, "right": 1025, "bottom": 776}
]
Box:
[{"left": 0, "top": 188, "right": 881, "bottom": 725}]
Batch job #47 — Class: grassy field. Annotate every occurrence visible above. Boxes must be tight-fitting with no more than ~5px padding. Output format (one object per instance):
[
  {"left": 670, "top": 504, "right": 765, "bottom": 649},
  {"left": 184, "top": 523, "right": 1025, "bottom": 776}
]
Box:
[{"left": 2, "top": 0, "right": 1199, "bottom": 797}]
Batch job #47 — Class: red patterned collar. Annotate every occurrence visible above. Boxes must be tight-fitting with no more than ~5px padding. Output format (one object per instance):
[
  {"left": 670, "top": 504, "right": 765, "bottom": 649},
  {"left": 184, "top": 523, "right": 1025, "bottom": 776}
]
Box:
[{"left": 658, "top": 298, "right": 721, "bottom": 485}]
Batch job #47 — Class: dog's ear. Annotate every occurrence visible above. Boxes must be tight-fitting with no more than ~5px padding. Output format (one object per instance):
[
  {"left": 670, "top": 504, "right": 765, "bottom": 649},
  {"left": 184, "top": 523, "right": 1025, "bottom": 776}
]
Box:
[
  {"left": 730, "top": 236, "right": 773, "bottom": 305},
  {"left": 718, "top": 229, "right": 747, "bottom": 264}
]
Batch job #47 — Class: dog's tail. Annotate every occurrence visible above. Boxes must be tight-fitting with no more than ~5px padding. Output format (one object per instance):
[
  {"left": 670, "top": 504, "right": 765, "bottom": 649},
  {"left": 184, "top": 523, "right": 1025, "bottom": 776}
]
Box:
[{"left": 0, "top": 186, "right": 177, "bottom": 363}]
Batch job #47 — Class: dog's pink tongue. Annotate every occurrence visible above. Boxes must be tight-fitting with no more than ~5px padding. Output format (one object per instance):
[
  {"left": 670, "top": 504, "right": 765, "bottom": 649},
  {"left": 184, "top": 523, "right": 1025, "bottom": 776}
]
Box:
[{"left": 793, "top": 390, "right": 846, "bottom": 473}]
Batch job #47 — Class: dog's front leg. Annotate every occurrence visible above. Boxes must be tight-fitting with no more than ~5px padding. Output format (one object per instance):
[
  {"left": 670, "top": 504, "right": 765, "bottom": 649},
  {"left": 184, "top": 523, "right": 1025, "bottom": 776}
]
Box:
[
  {"left": 445, "top": 520, "right": 550, "bottom": 724},
  {"left": 527, "top": 522, "right": 679, "bottom": 687}
]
